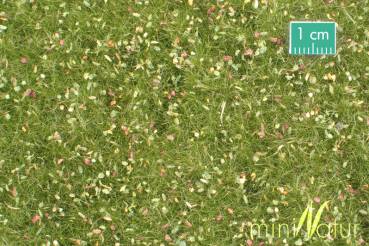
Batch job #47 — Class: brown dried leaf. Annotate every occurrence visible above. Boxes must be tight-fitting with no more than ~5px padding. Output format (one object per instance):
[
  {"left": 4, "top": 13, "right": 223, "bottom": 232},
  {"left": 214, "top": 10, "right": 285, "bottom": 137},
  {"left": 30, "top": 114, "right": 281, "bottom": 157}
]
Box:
[
  {"left": 10, "top": 187, "right": 17, "bottom": 197},
  {"left": 184, "top": 220, "right": 192, "bottom": 228},
  {"left": 270, "top": 37, "right": 284, "bottom": 45},
  {"left": 346, "top": 185, "right": 358, "bottom": 195},
  {"left": 338, "top": 192, "right": 345, "bottom": 201},
  {"left": 244, "top": 48, "right": 254, "bottom": 57},
  {"left": 160, "top": 168, "right": 166, "bottom": 177},
  {"left": 257, "top": 123, "right": 266, "bottom": 139},
  {"left": 141, "top": 208, "right": 149, "bottom": 216},
  {"left": 106, "top": 39, "right": 115, "bottom": 48}
]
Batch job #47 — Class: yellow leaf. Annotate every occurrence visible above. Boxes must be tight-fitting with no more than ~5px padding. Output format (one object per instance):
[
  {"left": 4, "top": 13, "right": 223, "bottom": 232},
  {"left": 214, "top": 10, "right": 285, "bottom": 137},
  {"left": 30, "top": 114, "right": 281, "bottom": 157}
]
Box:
[{"left": 188, "top": 0, "right": 193, "bottom": 6}]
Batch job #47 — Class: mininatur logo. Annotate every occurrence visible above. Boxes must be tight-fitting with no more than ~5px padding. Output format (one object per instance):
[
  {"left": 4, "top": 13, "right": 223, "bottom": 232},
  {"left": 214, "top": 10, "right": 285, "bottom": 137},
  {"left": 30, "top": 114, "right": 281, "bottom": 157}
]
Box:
[{"left": 247, "top": 200, "right": 359, "bottom": 240}]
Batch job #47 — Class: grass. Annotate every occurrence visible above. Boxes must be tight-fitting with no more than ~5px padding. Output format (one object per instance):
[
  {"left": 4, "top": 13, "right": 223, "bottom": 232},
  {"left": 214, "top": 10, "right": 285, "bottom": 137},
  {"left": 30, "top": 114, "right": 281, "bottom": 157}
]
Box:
[{"left": 0, "top": 0, "right": 369, "bottom": 245}]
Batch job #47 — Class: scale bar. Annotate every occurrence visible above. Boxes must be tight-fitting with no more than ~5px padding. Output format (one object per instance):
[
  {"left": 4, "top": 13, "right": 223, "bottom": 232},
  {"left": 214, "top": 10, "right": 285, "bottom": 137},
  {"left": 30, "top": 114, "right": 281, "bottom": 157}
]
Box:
[{"left": 291, "top": 45, "right": 334, "bottom": 55}]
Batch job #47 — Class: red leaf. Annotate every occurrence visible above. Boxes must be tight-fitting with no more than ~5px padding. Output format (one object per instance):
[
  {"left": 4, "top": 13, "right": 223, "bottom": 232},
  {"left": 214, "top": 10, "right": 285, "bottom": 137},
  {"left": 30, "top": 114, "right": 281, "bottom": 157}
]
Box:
[
  {"left": 223, "top": 55, "right": 232, "bottom": 62},
  {"left": 84, "top": 158, "right": 92, "bottom": 166},
  {"left": 20, "top": 56, "right": 28, "bottom": 64},
  {"left": 254, "top": 32, "right": 261, "bottom": 39},
  {"left": 313, "top": 196, "right": 321, "bottom": 204},
  {"left": 164, "top": 234, "right": 172, "bottom": 242},
  {"left": 207, "top": 5, "right": 216, "bottom": 15},
  {"left": 181, "top": 51, "right": 188, "bottom": 58},
  {"left": 24, "top": 89, "right": 37, "bottom": 98},
  {"left": 32, "top": 214, "right": 40, "bottom": 224}
]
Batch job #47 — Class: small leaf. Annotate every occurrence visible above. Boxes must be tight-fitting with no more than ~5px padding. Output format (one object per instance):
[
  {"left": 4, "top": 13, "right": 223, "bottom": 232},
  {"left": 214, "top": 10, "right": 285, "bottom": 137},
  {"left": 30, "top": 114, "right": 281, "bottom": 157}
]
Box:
[
  {"left": 252, "top": 0, "right": 259, "bottom": 9},
  {"left": 83, "top": 0, "right": 91, "bottom": 7},
  {"left": 0, "top": 25, "right": 7, "bottom": 32}
]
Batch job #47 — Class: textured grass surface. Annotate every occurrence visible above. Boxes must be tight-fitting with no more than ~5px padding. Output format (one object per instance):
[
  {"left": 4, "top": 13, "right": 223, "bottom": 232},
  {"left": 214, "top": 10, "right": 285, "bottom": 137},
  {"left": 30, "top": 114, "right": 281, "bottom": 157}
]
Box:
[{"left": 0, "top": 0, "right": 369, "bottom": 245}]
